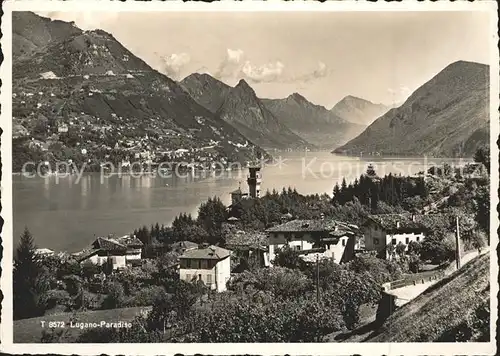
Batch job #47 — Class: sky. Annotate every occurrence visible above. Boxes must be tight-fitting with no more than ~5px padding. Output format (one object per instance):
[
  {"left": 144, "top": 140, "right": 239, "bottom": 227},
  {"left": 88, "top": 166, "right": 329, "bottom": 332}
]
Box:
[{"left": 40, "top": 11, "right": 491, "bottom": 107}]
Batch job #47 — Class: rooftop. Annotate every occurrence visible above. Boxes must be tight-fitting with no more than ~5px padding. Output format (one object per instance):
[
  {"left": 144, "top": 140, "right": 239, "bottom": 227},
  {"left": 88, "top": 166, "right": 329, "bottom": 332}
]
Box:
[
  {"left": 180, "top": 245, "right": 231, "bottom": 260},
  {"left": 225, "top": 230, "right": 269, "bottom": 250},
  {"left": 172, "top": 240, "right": 198, "bottom": 252},
  {"left": 365, "top": 213, "right": 453, "bottom": 232},
  {"left": 266, "top": 219, "right": 358, "bottom": 234},
  {"left": 91, "top": 235, "right": 143, "bottom": 252}
]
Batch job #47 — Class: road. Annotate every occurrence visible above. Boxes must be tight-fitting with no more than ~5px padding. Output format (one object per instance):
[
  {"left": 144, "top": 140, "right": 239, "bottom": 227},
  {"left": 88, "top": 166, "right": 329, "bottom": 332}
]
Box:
[{"left": 389, "top": 247, "right": 489, "bottom": 307}]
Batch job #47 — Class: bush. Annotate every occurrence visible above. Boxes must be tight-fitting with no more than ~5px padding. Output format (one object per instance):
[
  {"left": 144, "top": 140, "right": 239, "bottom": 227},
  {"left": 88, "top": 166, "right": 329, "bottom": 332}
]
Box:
[
  {"left": 228, "top": 267, "right": 311, "bottom": 298},
  {"left": 420, "top": 234, "right": 456, "bottom": 264},
  {"left": 102, "top": 281, "right": 125, "bottom": 309},
  {"left": 129, "top": 286, "right": 167, "bottom": 307},
  {"left": 182, "top": 293, "right": 345, "bottom": 342},
  {"left": 347, "top": 253, "right": 404, "bottom": 284},
  {"left": 273, "top": 245, "right": 307, "bottom": 270},
  {"left": 44, "top": 289, "right": 72, "bottom": 310}
]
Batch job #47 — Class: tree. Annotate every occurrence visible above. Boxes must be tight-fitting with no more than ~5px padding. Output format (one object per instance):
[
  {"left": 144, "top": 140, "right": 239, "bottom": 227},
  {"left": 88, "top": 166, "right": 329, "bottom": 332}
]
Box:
[
  {"left": 474, "top": 145, "right": 490, "bottom": 174},
  {"left": 471, "top": 231, "right": 487, "bottom": 253},
  {"left": 395, "top": 242, "right": 407, "bottom": 259},
  {"left": 182, "top": 293, "right": 344, "bottom": 342},
  {"left": 386, "top": 243, "right": 396, "bottom": 261},
  {"left": 420, "top": 234, "right": 456, "bottom": 264},
  {"left": 197, "top": 196, "right": 227, "bottom": 242},
  {"left": 474, "top": 185, "right": 490, "bottom": 236},
  {"left": 273, "top": 245, "right": 307, "bottom": 270},
  {"left": 13, "top": 228, "right": 50, "bottom": 320},
  {"left": 102, "top": 281, "right": 125, "bottom": 309}
]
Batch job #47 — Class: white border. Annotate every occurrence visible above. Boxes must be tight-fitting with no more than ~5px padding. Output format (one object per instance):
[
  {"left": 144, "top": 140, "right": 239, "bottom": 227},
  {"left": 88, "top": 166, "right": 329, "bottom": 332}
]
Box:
[{"left": 1, "top": 1, "right": 498, "bottom": 355}]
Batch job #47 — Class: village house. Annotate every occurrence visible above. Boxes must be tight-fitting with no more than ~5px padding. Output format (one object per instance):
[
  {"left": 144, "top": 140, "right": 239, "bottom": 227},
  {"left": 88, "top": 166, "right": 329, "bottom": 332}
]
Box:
[
  {"left": 75, "top": 235, "right": 143, "bottom": 270},
  {"left": 265, "top": 218, "right": 358, "bottom": 265},
  {"left": 179, "top": 244, "right": 231, "bottom": 292},
  {"left": 363, "top": 214, "right": 438, "bottom": 259},
  {"left": 225, "top": 227, "right": 270, "bottom": 270}
]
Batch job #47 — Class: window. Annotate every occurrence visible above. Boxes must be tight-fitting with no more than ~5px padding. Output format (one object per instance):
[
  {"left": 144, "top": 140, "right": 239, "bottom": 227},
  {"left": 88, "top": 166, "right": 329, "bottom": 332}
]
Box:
[
  {"left": 392, "top": 238, "right": 397, "bottom": 245},
  {"left": 295, "top": 245, "right": 301, "bottom": 251},
  {"left": 405, "top": 237, "right": 410, "bottom": 245},
  {"left": 374, "top": 238, "right": 379, "bottom": 245},
  {"left": 342, "top": 239, "right": 346, "bottom": 247},
  {"left": 207, "top": 274, "right": 212, "bottom": 284},
  {"left": 186, "top": 259, "right": 192, "bottom": 268},
  {"left": 198, "top": 274, "right": 202, "bottom": 281},
  {"left": 201, "top": 260, "right": 208, "bottom": 269},
  {"left": 416, "top": 236, "right": 420, "bottom": 242}
]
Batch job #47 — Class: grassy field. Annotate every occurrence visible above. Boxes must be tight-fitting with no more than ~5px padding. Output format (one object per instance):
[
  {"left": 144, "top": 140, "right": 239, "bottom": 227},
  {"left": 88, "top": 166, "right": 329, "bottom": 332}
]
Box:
[
  {"left": 365, "top": 252, "right": 490, "bottom": 342},
  {"left": 14, "top": 306, "right": 151, "bottom": 343}
]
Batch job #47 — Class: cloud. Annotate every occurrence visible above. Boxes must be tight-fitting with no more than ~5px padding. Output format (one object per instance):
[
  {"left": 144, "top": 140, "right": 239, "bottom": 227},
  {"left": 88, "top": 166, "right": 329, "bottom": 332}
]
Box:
[
  {"left": 160, "top": 53, "right": 191, "bottom": 79},
  {"left": 227, "top": 49, "right": 244, "bottom": 63},
  {"left": 293, "top": 61, "right": 329, "bottom": 83},
  {"left": 213, "top": 48, "right": 330, "bottom": 84},
  {"left": 242, "top": 61, "right": 285, "bottom": 83},
  {"left": 214, "top": 48, "right": 245, "bottom": 79},
  {"left": 194, "top": 66, "right": 213, "bottom": 76},
  {"left": 37, "top": 11, "right": 119, "bottom": 31},
  {"left": 387, "top": 85, "right": 412, "bottom": 100}
]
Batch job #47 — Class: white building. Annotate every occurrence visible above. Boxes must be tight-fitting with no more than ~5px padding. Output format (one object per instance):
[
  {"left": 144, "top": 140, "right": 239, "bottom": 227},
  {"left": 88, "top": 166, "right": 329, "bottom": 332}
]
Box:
[
  {"left": 363, "top": 214, "right": 437, "bottom": 259},
  {"left": 266, "top": 218, "right": 358, "bottom": 265},
  {"left": 179, "top": 245, "right": 231, "bottom": 292},
  {"left": 75, "top": 235, "right": 143, "bottom": 270}
]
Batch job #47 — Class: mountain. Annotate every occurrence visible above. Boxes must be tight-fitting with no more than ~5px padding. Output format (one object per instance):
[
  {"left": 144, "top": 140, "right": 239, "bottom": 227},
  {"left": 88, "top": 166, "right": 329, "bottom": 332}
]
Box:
[
  {"left": 12, "top": 12, "right": 267, "bottom": 171},
  {"left": 215, "top": 80, "right": 312, "bottom": 150},
  {"left": 262, "top": 93, "right": 366, "bottom": 150},
  {"left": 179, "top": 73, "right": 231, "bottom": 114},
  {"left": 334, "top": 61, "right": 490, "bottom": 157},
  {"left": 330, "top": 95, "right": 390, "bottom": 126},
  {"left": 13, "top": 11, "right": 83, "bottom": 60}
]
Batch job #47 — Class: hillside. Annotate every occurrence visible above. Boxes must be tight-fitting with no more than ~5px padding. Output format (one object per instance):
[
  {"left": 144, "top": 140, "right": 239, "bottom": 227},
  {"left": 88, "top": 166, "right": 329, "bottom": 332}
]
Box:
[
  {"left": 13, "top": 11, "right": 82, "bottom": 60},
  {"left": 216, "top": 80, "right": 312, "bottom": 150},
  {"left": 366, "top": 253, "right": 490, "bottom": 342},
  {"left": 262, "top": 93, "right": 365, "bottom": 150},
  {"left": 335, "top": 61, "right": 490, "bottom": 157},
  {"left": 12, "top": 12, "right": 267, "bottom": 172},
  {"left": 179, "top": 73, "right": 232, "bottom": 114},
  {"left": 330, "top": 95, "right": 390, "bottom": 126}
]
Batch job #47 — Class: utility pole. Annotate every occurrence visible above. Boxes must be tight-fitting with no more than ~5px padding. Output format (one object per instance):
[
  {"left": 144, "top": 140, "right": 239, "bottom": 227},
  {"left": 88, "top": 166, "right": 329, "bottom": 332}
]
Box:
[
  {"left": 455, "top": 216, "right": 461, "bottom": 270},
  {"left": 316, "top": 254, "right": 320, "bottom": 302}
]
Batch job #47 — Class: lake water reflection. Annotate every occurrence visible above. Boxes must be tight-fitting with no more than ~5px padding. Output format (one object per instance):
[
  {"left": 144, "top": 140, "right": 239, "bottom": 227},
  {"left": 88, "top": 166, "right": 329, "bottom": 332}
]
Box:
[{"left": 13, "top": 152, "right": 470, "bottom": 252}]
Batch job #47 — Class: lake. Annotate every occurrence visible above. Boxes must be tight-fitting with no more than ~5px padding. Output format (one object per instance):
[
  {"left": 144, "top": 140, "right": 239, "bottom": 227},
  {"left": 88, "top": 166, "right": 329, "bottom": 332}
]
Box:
[{"left": 13, "top": 152, "right": 470, "bottom": 252}]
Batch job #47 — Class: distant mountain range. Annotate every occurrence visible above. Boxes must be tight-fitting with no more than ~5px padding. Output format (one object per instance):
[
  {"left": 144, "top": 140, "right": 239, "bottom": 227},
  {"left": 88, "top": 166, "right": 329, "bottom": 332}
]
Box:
[
  {"left": 261, "top": 94, "right": 365, "bottom": 150},
  {"left": 12, "top": 12, "right": 267, "bottom": 168},
  {"left": 334, "top": 60, "right": 490, "bottom": 157},
  {"left": 181, "top": 74, "right": 367, "bottom": 150},
  {"left": 330, "top": 95, "right": 391, "bottom": 126},
  {"left": 181, "top": 74, "right": 311, "bottom": 150}
]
